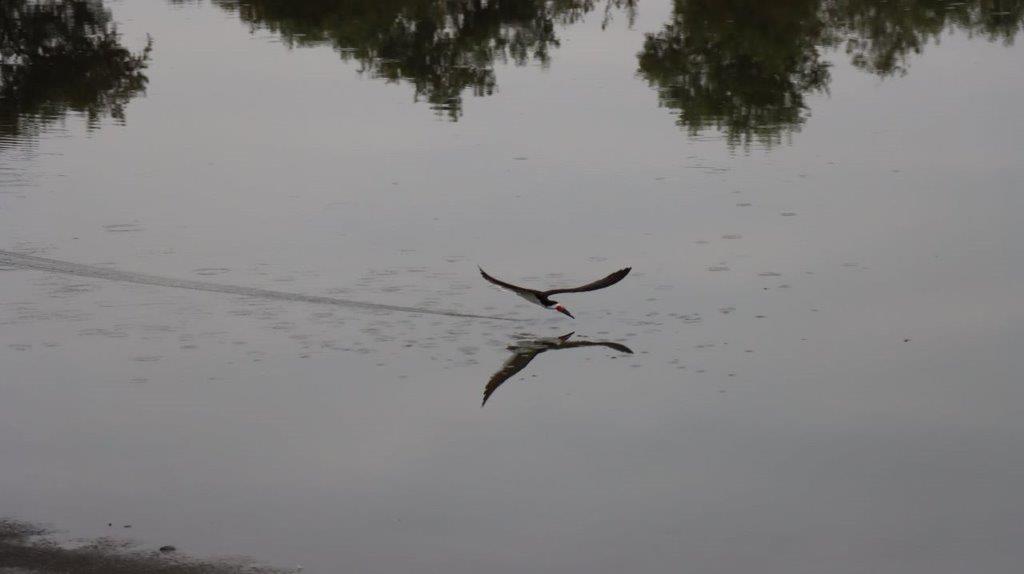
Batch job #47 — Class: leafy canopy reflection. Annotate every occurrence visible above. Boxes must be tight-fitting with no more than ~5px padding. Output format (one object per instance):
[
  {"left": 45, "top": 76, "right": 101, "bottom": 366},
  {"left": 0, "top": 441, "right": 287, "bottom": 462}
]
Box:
[
  {"left": 203, "top": 0, "right": 635, "bottom": 119},
  {"left": 0, "top": 0, "right": 151, "bottom": 145},
  {"left": 638, "top": 0, "right": 1024, "bottom": 148}
]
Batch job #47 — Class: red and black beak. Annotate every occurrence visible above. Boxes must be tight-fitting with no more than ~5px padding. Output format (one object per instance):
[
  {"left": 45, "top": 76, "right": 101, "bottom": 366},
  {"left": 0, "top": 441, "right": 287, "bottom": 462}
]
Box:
[{"left": 555, "top": 305, "right": 574, "bottom": 319}]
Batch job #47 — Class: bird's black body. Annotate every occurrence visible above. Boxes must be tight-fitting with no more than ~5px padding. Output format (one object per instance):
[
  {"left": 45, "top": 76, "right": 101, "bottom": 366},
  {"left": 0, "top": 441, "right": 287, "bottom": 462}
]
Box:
[{"left": 478, "top": 266, "right": 631, "bottom": 318}]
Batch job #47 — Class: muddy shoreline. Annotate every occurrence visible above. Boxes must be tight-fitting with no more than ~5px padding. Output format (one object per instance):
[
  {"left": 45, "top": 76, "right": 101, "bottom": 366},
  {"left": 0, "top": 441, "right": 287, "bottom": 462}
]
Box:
[{"left": 0, "top": 520, "right": 287, "bottom": 574}]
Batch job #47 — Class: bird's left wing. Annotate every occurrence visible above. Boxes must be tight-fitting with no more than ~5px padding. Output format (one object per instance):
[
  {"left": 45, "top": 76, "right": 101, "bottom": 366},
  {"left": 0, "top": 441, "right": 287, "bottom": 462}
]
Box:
[
  {"left": 479, "top": 267, "right": 541, "bottom": 297},
  {"left": 543, "top": 267, "right": 631, "bottom": 296}
]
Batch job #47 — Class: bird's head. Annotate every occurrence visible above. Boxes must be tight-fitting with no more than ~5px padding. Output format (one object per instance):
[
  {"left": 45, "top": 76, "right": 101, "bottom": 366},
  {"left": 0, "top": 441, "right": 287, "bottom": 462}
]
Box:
[{"left": 553, "top": 304, "right": 574, "bottom": 319}]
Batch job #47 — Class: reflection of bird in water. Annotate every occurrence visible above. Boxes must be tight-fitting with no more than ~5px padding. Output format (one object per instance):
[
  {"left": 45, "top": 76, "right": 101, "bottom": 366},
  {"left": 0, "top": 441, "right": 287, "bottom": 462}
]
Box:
[
  {"left": 479, "top": 267, "right": 631, "bottom": 319},
  {"left": 482, "top": 332, "right": 633, "bottom": 406}
]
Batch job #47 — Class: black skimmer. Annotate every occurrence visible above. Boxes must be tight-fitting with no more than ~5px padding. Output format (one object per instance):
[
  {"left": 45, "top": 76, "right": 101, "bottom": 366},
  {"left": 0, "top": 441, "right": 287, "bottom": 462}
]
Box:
[
  {"left": 479, "top": 266, "right": 631, "bottom": 318},
  {"left": 482, "top": 332, "right": 633, "bottom": 406}
]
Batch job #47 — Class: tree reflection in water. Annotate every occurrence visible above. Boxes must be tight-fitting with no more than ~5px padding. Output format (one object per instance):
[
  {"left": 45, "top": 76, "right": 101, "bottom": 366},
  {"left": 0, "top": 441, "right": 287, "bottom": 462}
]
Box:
[
  {"left": 196, "top": 0, "right": 1022, "bottom": 145},
  {"left": 638, "top": 0, "right": 1024, "bottom": 148},
  {"left": 202, "top": 0, "right": 636, "bottom": 119},
  {"left": 0, "top": 0, "right": 151, "bottom": 146},
  {"left": 4, "top": 1, "right": 1021, "bottom": 148}
]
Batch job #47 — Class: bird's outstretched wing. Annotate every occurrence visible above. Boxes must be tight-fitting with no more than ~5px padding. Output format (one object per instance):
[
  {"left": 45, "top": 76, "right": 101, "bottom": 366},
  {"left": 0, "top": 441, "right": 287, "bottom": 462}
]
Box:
[
  {"left": 543, "top": 268, "right": 631, "bottom": 296},
  {"left": 480, "top": 333, "right": 633, "bottom": 407},
  {"left": 479, "top": 267, "right": 541, "bottom": 297},
  {"left": 482, "top": 350, "right": 542, "bottom": 406},
  {"left": 558, "top": 341, "right": 634, "bottom": 354}
]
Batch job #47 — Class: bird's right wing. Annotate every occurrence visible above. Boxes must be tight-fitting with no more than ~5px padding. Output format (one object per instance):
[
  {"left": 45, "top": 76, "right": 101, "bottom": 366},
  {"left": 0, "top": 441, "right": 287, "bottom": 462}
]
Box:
[
  {"left": 558, "top": 341, "right": 634, "bottom": 354},
  {"left": 543, "top": 267, "right": 631, "bottom": 296},
  {"left": 482, "top": 350, "right": 540, "bottom": 406},
  {"left": 479, "top": 267, "right": 540, "bottom": 296}
]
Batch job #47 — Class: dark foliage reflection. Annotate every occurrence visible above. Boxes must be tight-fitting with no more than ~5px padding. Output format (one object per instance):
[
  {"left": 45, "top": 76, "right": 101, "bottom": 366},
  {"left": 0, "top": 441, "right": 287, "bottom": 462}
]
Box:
[
  {"left": 0, "top": 0, "right": 151, "bottom": 146},
  {"left": 194, "top": 0, "right": 635, "bottom": 119},
  {"left": 638, "top": 0, "right": 1024, "bottom": 148},
  {"left": 6, "top": 1, "right": 1020, "bottom": 147}
]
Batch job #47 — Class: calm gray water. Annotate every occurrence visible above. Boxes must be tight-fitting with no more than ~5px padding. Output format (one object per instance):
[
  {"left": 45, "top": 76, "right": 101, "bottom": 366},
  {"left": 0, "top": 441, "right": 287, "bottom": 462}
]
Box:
[{"left": 2, "top": 1, "right": 1023, "bottom": 572}]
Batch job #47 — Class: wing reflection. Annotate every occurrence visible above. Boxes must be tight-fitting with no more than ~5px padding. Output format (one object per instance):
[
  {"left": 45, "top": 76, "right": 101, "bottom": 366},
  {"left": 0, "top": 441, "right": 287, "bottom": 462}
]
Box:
[{"left": 482, "top": 331, "right": 633, "bottom": 407}]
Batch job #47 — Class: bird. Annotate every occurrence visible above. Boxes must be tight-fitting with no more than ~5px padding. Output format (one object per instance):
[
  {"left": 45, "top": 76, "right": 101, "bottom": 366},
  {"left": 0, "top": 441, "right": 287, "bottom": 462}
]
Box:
[
  {"left": 482, "top": 332, "right": 633, "bottom": 406},
  {"left": 478, "top": 266, "right": 631, "bottom": 318}
]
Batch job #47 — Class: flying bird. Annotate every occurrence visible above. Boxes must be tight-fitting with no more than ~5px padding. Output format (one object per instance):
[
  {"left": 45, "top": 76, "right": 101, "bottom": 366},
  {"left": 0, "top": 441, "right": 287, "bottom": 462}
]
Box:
[
  {"left": 482, "top": 332, "right": 633, "bottom": 406},
  {"left": 479, "top": 266, "right": 631, "bottom": 318}
]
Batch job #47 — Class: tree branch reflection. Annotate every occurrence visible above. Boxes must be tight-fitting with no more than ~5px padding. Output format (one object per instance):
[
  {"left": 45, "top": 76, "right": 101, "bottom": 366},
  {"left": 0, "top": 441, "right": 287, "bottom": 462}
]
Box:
[
  {"left": 190, "top": 0, "right": 635, "bottom": 119},
  {"left": 638, "top": 0, "right": 1024, "bottom": 149},
  {"left": 0, "top": 0, "right": 151, "bottom": 146}
]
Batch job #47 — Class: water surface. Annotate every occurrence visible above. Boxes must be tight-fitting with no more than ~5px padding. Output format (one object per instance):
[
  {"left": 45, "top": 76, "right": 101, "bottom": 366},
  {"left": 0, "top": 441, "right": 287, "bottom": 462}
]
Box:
[{"left": 2, "top": 1, "right": 1023, "bottom": 572}]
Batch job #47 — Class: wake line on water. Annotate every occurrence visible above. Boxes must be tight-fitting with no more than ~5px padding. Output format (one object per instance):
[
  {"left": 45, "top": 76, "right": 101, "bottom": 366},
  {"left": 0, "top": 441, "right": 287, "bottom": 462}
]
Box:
[{"left": 0, "top": 250, "right": 522, "bottom": 322}]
